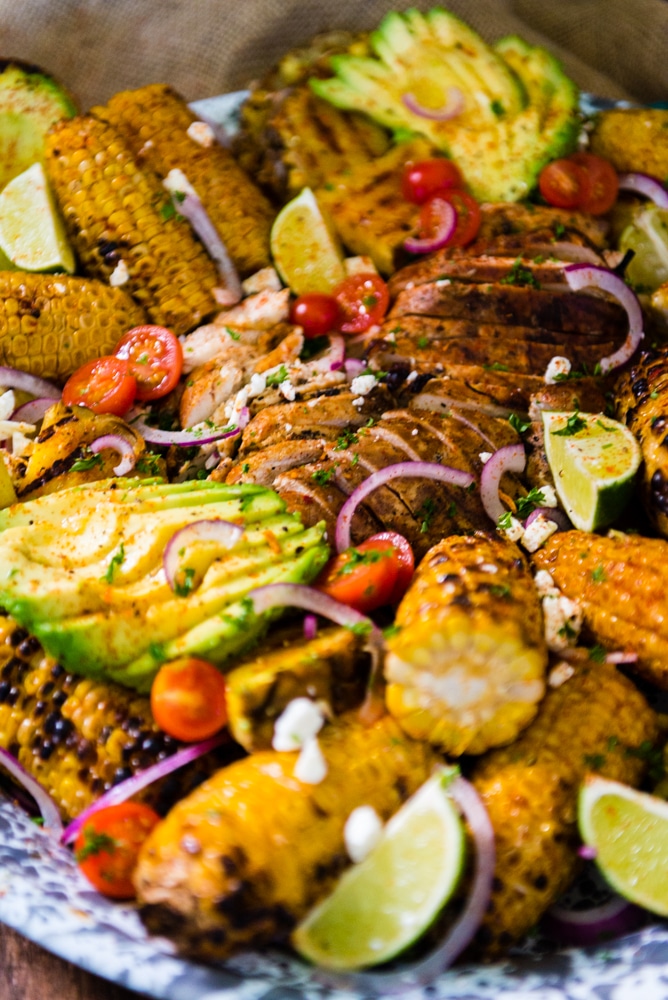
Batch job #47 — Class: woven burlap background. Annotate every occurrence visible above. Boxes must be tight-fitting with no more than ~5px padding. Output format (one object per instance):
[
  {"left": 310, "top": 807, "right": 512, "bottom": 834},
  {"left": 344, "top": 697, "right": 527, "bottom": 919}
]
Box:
[{"left": 1, "top": 0, "right": 666, "bottom": 110}]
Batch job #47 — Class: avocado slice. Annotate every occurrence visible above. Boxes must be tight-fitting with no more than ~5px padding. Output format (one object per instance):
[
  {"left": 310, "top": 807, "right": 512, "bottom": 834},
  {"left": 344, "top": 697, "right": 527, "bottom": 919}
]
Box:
[
  {"left": 0, "top": 479, "right": 329, "bottom": 690},
  {"left": 0, "top": 60, "right": 78, "bottom": 191}
]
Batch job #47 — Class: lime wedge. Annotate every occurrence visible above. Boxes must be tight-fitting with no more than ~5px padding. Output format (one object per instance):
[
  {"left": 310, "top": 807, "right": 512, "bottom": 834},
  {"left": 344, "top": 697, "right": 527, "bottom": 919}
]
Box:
[
  {"left": 0, "top": 459, "right": 16, "bottom": 509},
  {"left": 292, "top": 769, "right": 466, "bottom": 971},
  {"left": 578, "top": 775, "right": 668, "bottom": 916},
  {"left": 0, "top": 162, "right": 75, "bottom": 273},
  {"left": 619, "top": 206, "right": 668, "bottom": 292},
  {"left": 542, "top": 411, "right": 641, "bottom": 532},
  {"left": 270, "top": 186, "right": 345, "bottom": 295}
]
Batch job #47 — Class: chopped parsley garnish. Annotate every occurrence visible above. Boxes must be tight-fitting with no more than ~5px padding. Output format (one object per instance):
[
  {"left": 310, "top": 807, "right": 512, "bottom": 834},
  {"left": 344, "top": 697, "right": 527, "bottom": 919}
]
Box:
[
  {"left": 558, "top": 620, "right": 577, "bottom": 640},
  {"left": 225, "top": 326, "right": 241, "bottom": 341},
  {"left": 515, "top": 487, "right": 546, "bottom": 519},
  {"left": 75, "top": 826, "right": 118, "bottom": 863},
  {"left": 334, "top": 428, "right": 359, "bottom": 451},
  {"left": 447, "top": 500, "right": 457, "bottom": 517},
  {"left": 149, "top": 641, "right": 166, "bottom": 662},
  {"left": 382, "top": 624, "right": 402, "bottom": 640},
  {"left": 417, "top": 336, "right": 429, "bottom": 349},
  {"left": 591, "top": 564, "right": 607, "bottom": 583},
  {"left": 552, "top": 411, "right": 586, "bottom": 436},
  {"left": 588, "top": 644, "right": 607, "bottom": 663},
  {"left": 362, "top": 294, "right": 378, "bottom": 309},
  {"left": 338, "top": 547, "right": 390, "bottom": 577},
  {"left": 483, "top": 362, "right": 509, "bottom": 372},
  {"left": 553, "top": 222, "right": 566, "bottom": 239},
  {"left": 174, "top": 566, "right": 196, "bottom": 597},
  {"left": 311, "top": 468, "right": 334, "bottom": 486},
  {"left": 103, "top": 542, "right": 125, "bottom": 584},
  {"left": 265, "top": 365, "right": 289, "bottom": 387},
  {"left": 490, "top": 99, "right": 505, "bottom": 117},
  {"left": 419, "top": 497, "right": 436, "bottom": 533},
  {"left": 71, "top": 452, "right": 104, "bottom": 472},
  {"left": 489, "top": 583, "right": 511, "bottom": 598},
  {"left": 509, "top": 412, "right": 531, "bottom": 434},
  {"left": 499, "top": 257, "right": 541, "bottom": 289},
  {"left": 242, "top": 462, "right": 250, "bottom": 473},
  {"left": 135, "top": 453, "right": 163, "bottom": 475},
  {"left": 497, "top": 510, "right": 514, "bottom": 531},
  {"left": 346, "top": 620, "right": 373, "bottom": 637},
  {"left": 583, "top": 752, "right": 606, "bottom": 770},
  {"left": 160, "top": 201, "right": 178, "bottom": 221}
]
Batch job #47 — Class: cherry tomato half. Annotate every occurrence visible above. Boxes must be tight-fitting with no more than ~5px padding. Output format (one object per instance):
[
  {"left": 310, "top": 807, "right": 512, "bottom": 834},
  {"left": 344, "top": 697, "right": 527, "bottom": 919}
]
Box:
[
  {"left": 290, "top": 292, "right": 342, "bottom": 338},
  {"left": 333, "top": 274, "right": 390, "bottom": 334},
  {"left": 316, "top": 532, "right": 415, "bottom": 613},
  {"left": 114, "top": 324, "right": 183, "bottom": 401},
  {"left": 151, "top": 657, "right": 228, "bottom": 743},
  {"left": 74, "top": 802, "right": 160, "bottom": 899},
  {"left": 61, "top": 355, "right": 137, "bottom": 416},
  {"left": 418, "top": 189, "right": 482, "bottom": 248},
  {"left": 401, "top": 158, "right": 463, "bottom": 204},
  {"left": 538, "top": 158, "right": 592, "bottom": 210},
  {"left": 567, "top": 152, "right": 619, "bottom": 216}
]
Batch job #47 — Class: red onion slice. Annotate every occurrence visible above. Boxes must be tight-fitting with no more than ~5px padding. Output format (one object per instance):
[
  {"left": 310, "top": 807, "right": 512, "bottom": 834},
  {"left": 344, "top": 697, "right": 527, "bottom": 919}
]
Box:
[
  {"left": 605, "top": 650, "right": 638, "bottom": 665},
  {"left": 344, "top": 358, "right": 366, "bottom": 380},
  {"left": 404, "top": 198, "right": 457, "bottom": 255},
  {"left": 335, "top": 461, "right": 475, "bottom": 553},
  {"left": 89, "top": 433, "right": 137, "bottom": 476},
  {"left": 544, "top": 892, "right": 642, "bottom": 947},
  {"left": 132, "top": 414, "right": 241, "bottom": 447},
  {"left": 564, "top": 264, "right": 644, "bottom": 373},
  {"left": 524, "top": 506, "right": 571, "bottom": 532},
  {"left": 0, "top": 747, "right": 63, "bottom": 835},
  {"left": 60, "top": 732, "right": 228, "bottom": 845},
  {"left": 401, "top": 86, "right": 464, "bottom": 122},
  {"left": 11, "top": 398, "right": 54, "bottom": 424},
  {"left": 305, "top": 333, "right": 346, "bottom": 375},
  {"left": 0, "top": 367, "right": 60, "bottom": 399},
  {"left": 618, "top": 172, "right": 668, "bottom": 209},
  {"left": 303, "top": 613, "right": 318, "bottom": 641},
  {"left": 176, "top": 192, "right": 242, "bottom": 305},
  {"left": 479, "top": 443, "right": 526, "bottom": 525},
  {"left": 163, "top": 519, "right": 244, "bottom": 593},
  {"left": 315, "top": 774, "right": 495, "bottom": 993}
]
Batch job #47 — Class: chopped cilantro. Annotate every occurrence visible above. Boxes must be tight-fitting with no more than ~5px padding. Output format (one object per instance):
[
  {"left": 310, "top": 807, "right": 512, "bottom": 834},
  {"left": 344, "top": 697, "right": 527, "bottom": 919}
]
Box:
[
  {"left": 515, "top": 487, "right": 546, "bottom": 519},
  {"left": 351, "top": 452, "right": 360, "bottom": 466},
  {"left": 447, "top": 500, "right": 457, "bottom": 517},
  {"left": 588, "top": 644, "right": 607, "bottom": 663},
  {"left": 75, "top": 826, "right": 118, "bottom": 863},
  {"left": 103, "top": 542, "right": 125, "bottom": 584},
  {"left": 225, "top": 326, "right": 241, "bottom": 341},
  {"left": 417, "top": 336, "right": 429, "bottom": 349},
  {"left": 552, "top": 411, "right": 586, "bottom": 436},
  {"left": 362, "top": 294, "right": 378, "bottom": 309},
  {"left": 509, "top": 412, "right": 531, "bottom": 434},
  {"left": 71, "top": 452, "right": 104, "bottom": 472},
  {"left": 591, "top": 564, "right": 607, "bottom": 583},
  {"left": 242, "top": 462, "right": 250, "bottom": 473},
  {"left": 174, "top": 566, "right": 196, "bottom": 597},
  {"left": 553, "top": 222, "right": 566, "bottom": 239},
  {"left": 136, "top": 453, "right": 163, "bottom": 475},
  {"left": 499, "top": 258, "right": 541, "bottom": 289},
  {"left": 382, "top": 624, "right": 402, "bottom": 640},
  {"left": 483, "top": 362, "right": 509, "bottom": 372},
  {"left": 265, "top": 364, "right": 289, "bottom": 387},
  {"left": 497, "top": 510, "right": 514, "bottom": 531},
  {"left": 418, "top": 497, "right": 436, "bottom": 533},
  {"left": 490, "top": 99, "right": 505, "bottom": 117},
  {"left": 311, "top": 468, "right": 334, "bottom": 486},
  {"left": 346, "top": 620, "right": 373, "bottom": 637},
  {"left": 149, "top": 641, "right": 166, "bottom": 662},
  {"left": 583, "top": 752, "right": 606, "bottom": 770},
  {"left": 558, "top": 621, "right": 577, "bottom": 640},
  {"left": 160, "top": 202, "right": 177, "bottom": 221},
  {"left": 489, "top": 583, "right": 511, "bottom": 598},
  {"left": 334, "top": 428, "right": 359, "bottom": 451}
]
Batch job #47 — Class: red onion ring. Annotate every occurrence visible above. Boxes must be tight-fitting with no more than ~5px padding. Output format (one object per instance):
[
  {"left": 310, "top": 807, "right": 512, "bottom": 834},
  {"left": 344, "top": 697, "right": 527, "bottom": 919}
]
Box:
[
  {"left": 0, "top": 747, "right": 63, "bottom": 835},
  {"left": 163, "top": 519, "right": 244, "bottom": 593},
  {"left": 132, "top": 414, "right": 242, "bottom": 447},
  {"left": 60, "top": 732, "right": 228, "bottom": 845},
  {"left": 237, "top": 406, "right": 250, "bottom": 431},
  {"left": 305, "top": 333, "right": 346, "bottom": 376},
  {"left": 11, "top": 398, "right": 54, "bottom": 424},
  {"left": 564, "top": 264, "right": 644, "bottom": 373},
  {"left": 401, "top": 86, "right": 464, "bottom": 122},
  {"left": 618, "top": 172, "right": 668, "bottom": 209},
  {"left": 89, "top": 434, "right": 137, "bottom": 476},
  {"left": 543, "top": 893, "right": 642, "bottom": 947},
  {"left": 303, "top": 613, "right": 318, "bottom": 641},
  {"left": 315, "top": 774, "right": 495, "bottom": 993},
  {"left": 605, "top": 650, "right": 638, "bottom": 665},
  {"left": 176, "top": 192, "right": 242, "bottom": 305},
  {"left": 0, "top": 366, "right": 60, "bottom": 399},
  {"left": 344, "top": 358, "right": 366, "bottom": 380},
  {"left": 479, "top": 443, "right": 526, "bottom": 525},
  {"left": 404, "top": 197, "right": 457, "bottom": 255},
  {"left": 524, "top": 506, "right": 571, "bottom": 532},
  {"left": 335, "top": 461, "right": 475, "bottom": 553}
]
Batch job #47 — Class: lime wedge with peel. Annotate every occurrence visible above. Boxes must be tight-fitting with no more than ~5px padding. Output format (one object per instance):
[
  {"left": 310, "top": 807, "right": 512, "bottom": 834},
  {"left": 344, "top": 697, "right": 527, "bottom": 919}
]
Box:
[
  {"left": 270, "top": 186, "right": 346, "bottom": 295},
  {"left": 542, "top": 411, "right": 641, "bottom": 532},
  {"left": 578, "top": 775, "right": 668, "bottom": 917},
  {"left": 292, "top": 769, "right": 466, "bottom": 971},
  {"left": 0, "top": 161, "right": 75, "bottom": 273}
]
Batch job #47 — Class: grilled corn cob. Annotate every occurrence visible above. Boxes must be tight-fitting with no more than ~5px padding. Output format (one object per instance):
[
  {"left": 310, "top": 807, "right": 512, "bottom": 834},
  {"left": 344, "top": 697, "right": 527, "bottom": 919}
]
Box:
[
  {"left": 94, "top": 85, "right": 275, "bottom": 277},
  {"left": 0, "top": 271, "right": 146, "bottom": 379},
  {"left": 615, "top": 345, "right": 668, "bottom": 537},
  {"left": 0, "top": 614, "right": 223, "bottom": 821},
  {"left": 471, "top": 659, "right": 659, "bottom": 956},
  {"left": 533, "top": 530, "right": 668, "bottom": 689},
  {"left": 384, "top": 533, "right": 547, "bottom": 756},
  {"left": 45, "top": 116, "right": 220, "bottom": 336},
  {"left": 589, "top": 108, "right": 668, "bottom": 178},
  {"left": 135, "top": 714, "right": 438, "bottom": 960}
]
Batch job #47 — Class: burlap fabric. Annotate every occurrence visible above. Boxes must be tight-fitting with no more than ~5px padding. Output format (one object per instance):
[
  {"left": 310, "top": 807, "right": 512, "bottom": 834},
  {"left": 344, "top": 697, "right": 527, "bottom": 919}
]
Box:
[{"left": 1, "top": 0, "right": 666, "bottom": 110}]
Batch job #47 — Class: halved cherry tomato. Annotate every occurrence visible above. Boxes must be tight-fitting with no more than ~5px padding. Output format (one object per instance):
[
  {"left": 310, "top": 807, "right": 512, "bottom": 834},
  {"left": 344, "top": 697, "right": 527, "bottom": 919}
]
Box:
[
  {"left": 401, "top": 158, "right": 463, "bottom": 204},
  {"left": 290, "top": 292, "right": 342, "bottom": 338},
  {"left": 419, "top": 189, "right": 482, "bottom": 248},
  {"left": 538, "top": 158, "right": 591, "bottom": 209},
  {"left": 316, "top": 532, "right": 414, "bottom": 613},
  {"left": 150, "top": 657, "right": 228, "bottom": 743},
  {"left": 61, "top": 355, "right": 137, "bottom": 416},
  {"left": 113, "top": 324, "right": 183, "bottom": 401},
  {"left": 567, "top": 152, "right": 619, "bottom": 215},
  {"left": 74, "top": 802, "right": 160, "bottom": 899},
  {"left": 333, "top": 274, "right": 390, "bottom": 333}
]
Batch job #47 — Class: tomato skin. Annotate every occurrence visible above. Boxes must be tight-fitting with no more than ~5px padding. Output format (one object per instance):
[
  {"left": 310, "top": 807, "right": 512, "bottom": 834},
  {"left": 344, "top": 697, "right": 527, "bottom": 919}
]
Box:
[
  {"left": 402, "top": 158, "right": 463, "bottom": 204},
  {"left": 151, "top": 657, "right": 228, "bottom": 743},
  {"left": 538, "top": 159, "right": 591, "bottom": 209},
  {"left": 567, "top": 152, "right": 619, "bottom": 215},
  {"left": 114, "top": 324, "right": 183, "bottom": 401},
  {"left": 61, "top": 356, "right": 137, "bottom": 416},
  {"left": 316, "top": 533, "right": 414, "bottom": 613},
  {"left": 419, "top": 189, "right": 482, "bottom": 248},
  {"left": 74, "top": 802, "right": 160, "bottom": 899},
  {"left": 290, "top": 293, "right": 342, "bottom": 338},
  {"left": 333, "top": 274, "right": 390, "bottom": 333}
]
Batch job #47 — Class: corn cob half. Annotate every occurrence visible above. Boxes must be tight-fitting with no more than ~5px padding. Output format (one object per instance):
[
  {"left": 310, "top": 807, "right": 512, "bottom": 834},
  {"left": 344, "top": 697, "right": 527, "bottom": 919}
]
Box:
[
  {"left": 45, "top": 116, "right": 220, "bottom": 336},
  {"left": 384, "top": 533, "right": 548, "bottom": 755},
  {"left": 0, "top": 271, "right": 146, "bottom": 379},
  {"left": 95, "top": 84, "right": 275, "bottom": 277},
  {"left": 471, "top": 659, "right": 659, "bottom": 956}
]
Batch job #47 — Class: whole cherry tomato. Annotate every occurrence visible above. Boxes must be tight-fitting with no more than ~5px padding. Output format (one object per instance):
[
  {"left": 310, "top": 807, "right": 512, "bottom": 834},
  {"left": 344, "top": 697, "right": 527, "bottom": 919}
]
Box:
[
  {"left": 539, "top": 158, "right": 592, "bottom": 209},
  {"left": 316, "top": 532, "right": 414, "bottom": 613},
  {"left": 150, "top": 657, "right": 228, "bottom": 743},
  {"left": 74, "top": 802, "right": 160, "bottom": 899},
  {"left": 401, "top": 158, "right": 463, "bottom": 204},
  {"left": 114, "top": 324, "right": 183, "bottom": 401},
  {"left": 417, "top": 189, "right": 482, "bottom": 248},
  {"left": 61, "top": 356, "right": 137, "bottom": 416},
  {"left": 290, "top": 292, "right": 342, "bottom": 338},
  {"left": 333, "top": 274, "right": 390, "bottom": 334},
  {"left": 567, "top": 152, "right": 619, "bottom": 215}
]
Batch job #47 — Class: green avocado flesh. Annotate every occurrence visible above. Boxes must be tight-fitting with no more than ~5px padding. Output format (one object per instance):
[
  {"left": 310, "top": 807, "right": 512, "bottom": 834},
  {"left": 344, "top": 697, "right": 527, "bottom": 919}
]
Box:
[
  {"left": 311, "top": 8, "right": 579, "bottom": 202},
  {"left": 0, "top": 479, "right": 329, "bottom": 691}
]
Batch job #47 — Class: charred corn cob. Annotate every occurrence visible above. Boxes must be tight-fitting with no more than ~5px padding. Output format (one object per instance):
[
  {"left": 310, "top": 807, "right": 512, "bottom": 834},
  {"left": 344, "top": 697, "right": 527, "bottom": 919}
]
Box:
[
  {"left": 226, "top": 625, "right": 369, "bottom": 752},
  {"left": 94, "top": 85, "right": 275, "bottom": 277},
  {"left": 615, "top": 345, "right": 668, "bottom": 537},
  {"left": 135, "top": 714, "right": 438, "bottom": 960},
  {"left": 0, "top": 614, "right": 224, "bottom": 821},
  {"left": 45, "top": 116, "right": 220, "bottom": 336},
  {"left": 533, "top": 530, "right": 668, "bottom": 689},
  {"left": 471, "top": 659, "right": 659, "bottom": 956},
  {"left": 589, "top": 108, "right": 668, "bottom": 178},
  {"left": 385, "top": 533, "right": 547, "bottom": 756},
  {"left": 0, "top": 271, "right": 146, "bottom": 379}
]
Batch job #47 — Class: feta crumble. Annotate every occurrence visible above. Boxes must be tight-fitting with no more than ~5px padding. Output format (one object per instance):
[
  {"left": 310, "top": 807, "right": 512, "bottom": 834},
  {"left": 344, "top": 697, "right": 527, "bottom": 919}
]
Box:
[
  {"left": 405, "top": 371, "right": 418, "bottom": 384},
  {"left": 521, "top": 513, "right": 558, "bottom": 553},
  {"left": 0, "top": 391, "right": 15, "bottom": 422},
  {"left": 479, "top": 451, "right": 493, "bottom": 464},
  {"left": 248, "top": 372, "right": 267, "bottom": 398},
  {"left": 344, "top": 806, "right": 384, "bottom": 863},
  {"left": 293, "top": 737, "right": 328, "bottom": 784},
  {"left": 352, "top": 396, "right": 365, "bottom": 407},
  {"left": 548, "top": 661, "right": 575, "bottom": 688},
  {"left": 544, "top": 356, "right": 571, "bottom": 384},
  {"left": 533, "top": 569, "right": 559, "bottom": 597},
  {"left": 279, "top": 379, "right": 296, "bottom": 402},
  {"left": 109, "top": 260, "right": 129, "bottom": 287},
  {"left": 537, "top": 484, "right": 558, "bottom": 508},
  {"left": 500, "top": 515, "right": 524, "bottom": 542},
  {"left": 163, "top": 168, "right": 197, "bottom": 199},
  {"left": 242, "top": 267, "right": 282, "bottom": 296},
  {"left": 186, "top": 120, "right": 216, "bottom": 148},
  {"left": 542, "top": 593, "right": 583, "bottom": 651},
  {"left": 350, "top": 374, "right": 377, "bottom": 397},
  {"left": 272, "top": 697, "right": 325, "bottom": 752}
]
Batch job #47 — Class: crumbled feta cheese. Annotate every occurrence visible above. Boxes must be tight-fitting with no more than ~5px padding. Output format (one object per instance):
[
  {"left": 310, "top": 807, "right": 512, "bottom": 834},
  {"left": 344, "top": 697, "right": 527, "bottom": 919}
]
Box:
[
  {"left": 350, "top": 374, "right": 377, "bottom": 397},
  {"left": 384, "top": 332, "right": 396, "bottom": 343},
  {"left": 242, "top": 267, "right": 282, "bottom": 296},
  {"left": 307, "top": 396, "right": 319, "bottom": 408},
  {"left": 542, "top": 593, "right": 583, "bottom": 651},
  {"left": 544, "top": 356, "right": 571, "bottom": 384},
  {"left": 405, "top": 371, "right": 418, "bottom": 384},
  {"left": 435, "top": 278, "right": 451, "bottom": 288},
  {"left": 537, "top": 484, "right": 558, "bottom": 508},
  {"left": 405, "top": 281, "right": 415, "bottom": 291},
  {"left": 109, "top": 260, "right": 129, "bottom": 287},
  {"left": 0, "top": 390, "right": 15, "bottom": 422},
  {"left": 248, "top": 372, "right": 267, "bottom": 398},
  {"left": 480, "top": 563, "right": 498, "bottom": 574},
  {"left": 272, "top": 697, "right": 325, "bottom": 752},
  {"left": 163, "top": 168, "right": 197, "bottom": 198},
  {"left": 11, "top": 430, "right": 33, "bottom": 456},
  {"left": 500, "top": 515, "right": 524, "bottom": 542},
  {"left": 187, "top": 120, "right": 216, "bottom": 147},
  {"left": 479, "top": 451, "right": 493, "bottom": 464},
  {"left": 293, "top": 737, "right": 328, "bottom": 784},
  {"left": 284, "top": 423, "right": 292, "bottom": 433},
  {"left": 344, "top": 806, "right": 384, "bottom": 863},
  {"left": 521, "top": 513, "right": 558, "bottom": 553},
  {"left": 548, "top": 661, "right": 575, "bottom": 688},
  {"left": 344, "top": 255, "right": 378, "bottom": 277},
  {"left": 352, "top": 396, "right": 365, "bottom": 407},
  {"left": 533, "top": 569, "right": 558, "bottom": 597},
  {"left": 411, "top": 428, "right": 418, "bottom": 436},
  {"left": 279, "top": 379, "right": 296, "bottom": 402}
]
